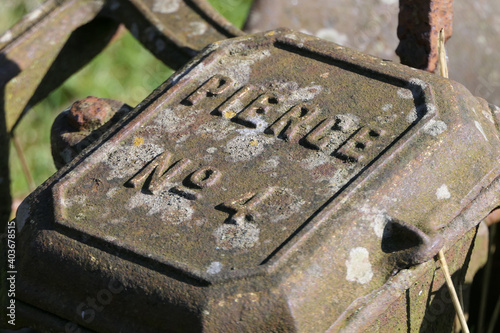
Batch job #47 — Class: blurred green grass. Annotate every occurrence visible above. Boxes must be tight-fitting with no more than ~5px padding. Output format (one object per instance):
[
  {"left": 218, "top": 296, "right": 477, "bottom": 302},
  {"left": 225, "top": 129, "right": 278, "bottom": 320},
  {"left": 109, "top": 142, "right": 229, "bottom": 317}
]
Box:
[{"left": 1, "top": 0, "right": 252, "bottom": 206}]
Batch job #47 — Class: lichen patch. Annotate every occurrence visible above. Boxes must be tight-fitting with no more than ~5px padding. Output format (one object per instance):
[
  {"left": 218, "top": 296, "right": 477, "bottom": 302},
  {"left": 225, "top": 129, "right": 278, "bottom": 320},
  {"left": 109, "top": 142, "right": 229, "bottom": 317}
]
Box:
[
  {"left": 127, "top": 190, "right": 193, "bottom": 224},
  {"left": 105, "top": 143, "right": 163, "bottom": 180},
  {"left": 359, "top": 204, "right": 390, "bottom": 238},
  {"left": 206, "top": 262, "right": 223, "bottom": 274},
  {"left": 224, "top": 134, "right": 274, "bottom": 162},
  {"left": 188, "top": 22, "right": 207, "bottom": 37},
  {"left": 0, "top": 30, "right": 12, "bottom": 44},
  {"left": 213, "top": 223, "right": 260, "bottom": 250},
  {"left": 346, "top": 247, "right": 373, "bottom": 284},
  {"left": 436, "top": 184, "right": 451, "bottom": 200},
  {"left": 423, "top": 119, "right": 447, "bottom": 136},
  {"left": 152, "top": 0, "right": 181, "bottom": 14}
]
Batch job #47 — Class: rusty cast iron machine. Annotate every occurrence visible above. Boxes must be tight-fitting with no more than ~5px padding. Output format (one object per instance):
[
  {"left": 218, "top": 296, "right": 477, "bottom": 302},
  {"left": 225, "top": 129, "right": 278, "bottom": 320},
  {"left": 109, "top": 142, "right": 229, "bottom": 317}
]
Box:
[{"left": 2, "top": 1, "right": 500, "bottom": 332}]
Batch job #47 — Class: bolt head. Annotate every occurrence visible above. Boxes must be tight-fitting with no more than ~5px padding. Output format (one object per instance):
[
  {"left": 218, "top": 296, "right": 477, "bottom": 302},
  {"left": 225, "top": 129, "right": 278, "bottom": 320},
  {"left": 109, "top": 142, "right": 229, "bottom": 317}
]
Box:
[{"left": 67, "top": 96, "right": 114, "bottom": 131}]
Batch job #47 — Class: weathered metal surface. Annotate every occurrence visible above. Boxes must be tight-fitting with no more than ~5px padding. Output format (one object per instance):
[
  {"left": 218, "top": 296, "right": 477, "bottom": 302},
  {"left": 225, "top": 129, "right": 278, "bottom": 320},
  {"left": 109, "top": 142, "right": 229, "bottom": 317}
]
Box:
[
  {"left": 0, "top": 0, "right": 243, "bottom": 232},
  {"left": 0, "top": 0, "right": 111, "bottom": 234},
  {"left": 333, "top": 226, "right": 476, "bottom": 331},
  {"left": 396, "top": 0, "right": 453, "bottom": 72},
  {"left": 51, "top": 96, "right": 132, "bottom": 169},
  {"left": 12, "top": 30, "right": 500, "bottom": 332}
]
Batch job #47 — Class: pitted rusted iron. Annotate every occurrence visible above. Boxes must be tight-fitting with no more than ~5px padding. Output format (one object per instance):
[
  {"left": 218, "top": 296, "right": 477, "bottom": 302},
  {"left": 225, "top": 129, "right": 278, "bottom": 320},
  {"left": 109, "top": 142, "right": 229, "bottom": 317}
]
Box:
[
  {"left": 396, "top": 0, "right": 454, "bottom": 72},
  {"left": 50, "top": 96, "right": 132, "bottom": 169},
  {"left": 12, "top": 29, "right": 500, "bottom": 332}
]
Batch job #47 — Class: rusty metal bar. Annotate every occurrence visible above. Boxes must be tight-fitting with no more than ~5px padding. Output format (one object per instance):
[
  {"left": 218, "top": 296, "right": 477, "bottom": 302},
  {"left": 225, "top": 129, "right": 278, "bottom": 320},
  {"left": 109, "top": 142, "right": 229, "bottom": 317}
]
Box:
[{"left": 396, "top": 0, "right": 453, "bottom": 72}]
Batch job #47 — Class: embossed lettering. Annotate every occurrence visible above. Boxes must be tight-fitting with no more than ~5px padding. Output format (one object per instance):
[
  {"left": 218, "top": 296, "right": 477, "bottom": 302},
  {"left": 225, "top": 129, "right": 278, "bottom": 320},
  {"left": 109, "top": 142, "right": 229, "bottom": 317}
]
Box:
[
  {"left": 304, "top": 118, "right": 337, "bottom": 150},
  {"left": 216, "top": 85, "right": 257, "bottom": 118},
  {"left": 219, "top": 187, "right": 275, "bottom": 225},
  {"left": 304, "top": 114, "right": 360, "bottom": 151},
  {"left": 184, "top": 75, "right": 233, "bottom": 106},
  {"left": 126, "top": 151, "right": 192, "bottom": 194},
  {"left": 266, "top": 103, "right": 320, "bottom": 143},
  {"left": 233, "top": 93, "right": 280, "bottom": 128},
  {"left": 181, "top": 79, "right": 393, "bottom": 165},
  {"left": 188, "top": 167, "right": 221, "bottom": 189},
  {"left": 333, "top": 127, "right": 383, "bottom": 162}
]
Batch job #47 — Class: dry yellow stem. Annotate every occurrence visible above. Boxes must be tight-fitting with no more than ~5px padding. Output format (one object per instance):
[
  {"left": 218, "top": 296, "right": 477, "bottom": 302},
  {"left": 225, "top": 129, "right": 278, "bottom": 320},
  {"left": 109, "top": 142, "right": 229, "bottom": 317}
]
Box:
[
  {"left": 436, "top": 27, "right": 469, "bottom": 333},
  {"left": 438, "top": 28, "right": 449, "bottom": 78}
]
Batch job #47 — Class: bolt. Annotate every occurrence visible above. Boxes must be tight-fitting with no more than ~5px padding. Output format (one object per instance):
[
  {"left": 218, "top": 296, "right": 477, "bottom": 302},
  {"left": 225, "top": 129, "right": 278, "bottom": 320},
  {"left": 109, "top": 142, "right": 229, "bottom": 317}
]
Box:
[
  {"left": 66, "top": 96, "right": 117, "bottom": 131},
  {"left": 51, "top": 96, "right": 132, "bottom": 169}
]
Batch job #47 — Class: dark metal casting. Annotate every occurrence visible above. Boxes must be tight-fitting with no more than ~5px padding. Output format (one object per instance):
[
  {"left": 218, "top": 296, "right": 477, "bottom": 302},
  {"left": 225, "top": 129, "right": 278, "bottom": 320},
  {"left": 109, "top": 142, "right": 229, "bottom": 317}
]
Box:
[{"left": 10, "top": 29, "right": 500, "bottom": 332}]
